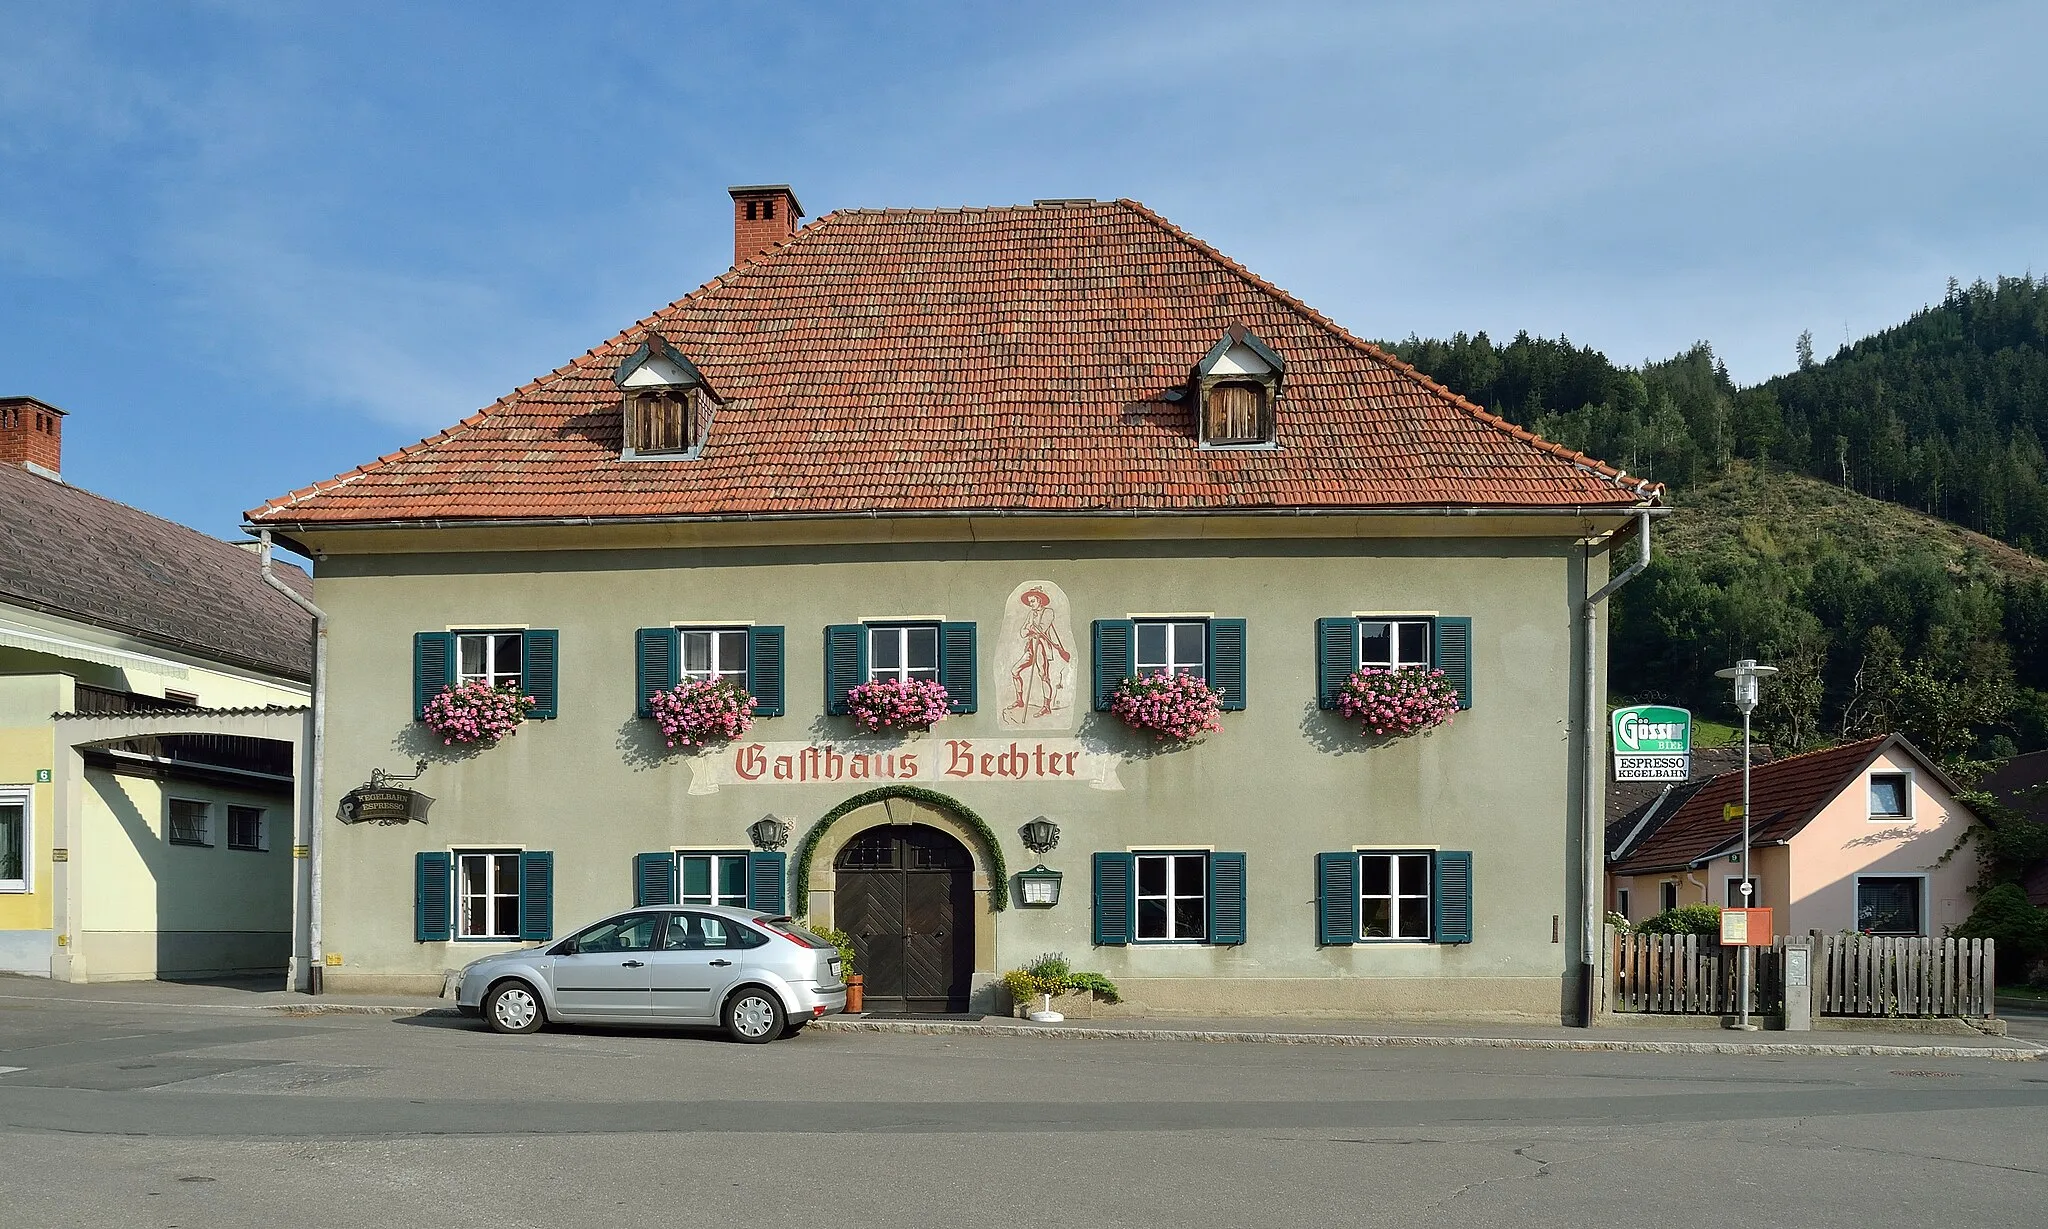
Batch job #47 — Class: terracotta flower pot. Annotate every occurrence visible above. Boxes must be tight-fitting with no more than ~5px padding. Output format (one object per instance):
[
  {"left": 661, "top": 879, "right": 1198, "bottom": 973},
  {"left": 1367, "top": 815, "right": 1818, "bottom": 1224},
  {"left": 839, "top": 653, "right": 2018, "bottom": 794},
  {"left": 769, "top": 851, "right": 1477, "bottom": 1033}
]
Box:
[{"left": 845, "top": 974, "right": 864, "bottom": 1014}]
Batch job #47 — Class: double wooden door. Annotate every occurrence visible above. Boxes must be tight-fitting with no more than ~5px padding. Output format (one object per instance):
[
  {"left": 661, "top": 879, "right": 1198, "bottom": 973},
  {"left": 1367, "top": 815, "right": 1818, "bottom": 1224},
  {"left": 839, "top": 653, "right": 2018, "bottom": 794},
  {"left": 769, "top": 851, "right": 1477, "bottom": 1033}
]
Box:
[{"left": 834, "top": 824, "right": 972, "bottom": 1013}]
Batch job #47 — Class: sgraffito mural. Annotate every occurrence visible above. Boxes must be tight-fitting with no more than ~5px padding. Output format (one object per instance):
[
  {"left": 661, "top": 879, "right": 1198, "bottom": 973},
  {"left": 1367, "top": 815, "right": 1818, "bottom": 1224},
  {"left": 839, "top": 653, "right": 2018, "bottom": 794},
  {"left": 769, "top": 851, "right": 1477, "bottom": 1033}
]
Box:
[{"left": 995, "top": 580, "right": 1077, "bottom": 731}]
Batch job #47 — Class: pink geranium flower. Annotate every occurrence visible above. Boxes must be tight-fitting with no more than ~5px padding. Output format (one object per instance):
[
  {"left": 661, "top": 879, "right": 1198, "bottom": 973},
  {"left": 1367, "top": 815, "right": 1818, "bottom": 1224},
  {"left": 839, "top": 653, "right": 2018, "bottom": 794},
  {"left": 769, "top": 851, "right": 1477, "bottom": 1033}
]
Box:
[
  {"left": 1109, "top": 673, "right": 1223, "bottom": 742},
  {"left": 420, "top": 681, "right": 537, "bottom": 745},
  {"left": 648, "top": 678, "right": 757, "bottom": 748},
  {"left": 845, "top": 678, "right": 952, "bottom": 733},
  {"left": 1333, "top": 668, "right": 1460, "bottom": 737}
]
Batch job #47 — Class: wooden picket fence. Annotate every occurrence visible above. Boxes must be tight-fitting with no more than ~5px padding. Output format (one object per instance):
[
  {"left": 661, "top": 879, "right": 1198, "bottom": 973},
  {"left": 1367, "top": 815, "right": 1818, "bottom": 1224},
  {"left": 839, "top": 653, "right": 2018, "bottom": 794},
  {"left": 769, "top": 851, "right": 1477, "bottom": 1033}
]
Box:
[
  {"left": 1605, "top": 928, "right": 1996, "bottom": 1019},
  {"left": 1815, "top": 933, "right": 1995, "bottom": 1019}
]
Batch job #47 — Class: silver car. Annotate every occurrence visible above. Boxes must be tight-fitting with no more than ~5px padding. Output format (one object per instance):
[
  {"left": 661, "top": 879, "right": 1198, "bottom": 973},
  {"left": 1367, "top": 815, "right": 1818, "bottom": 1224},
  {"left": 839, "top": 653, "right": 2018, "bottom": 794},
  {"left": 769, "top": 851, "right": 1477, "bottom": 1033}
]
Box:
[{"left": 454, "top": 907, "right": 846, "bottom": 1043}]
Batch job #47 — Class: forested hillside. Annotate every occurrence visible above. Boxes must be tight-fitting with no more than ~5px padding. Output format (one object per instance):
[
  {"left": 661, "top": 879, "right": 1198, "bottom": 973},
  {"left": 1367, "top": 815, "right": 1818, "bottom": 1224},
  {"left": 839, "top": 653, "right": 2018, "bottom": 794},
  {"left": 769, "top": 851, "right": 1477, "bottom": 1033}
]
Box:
[{"left": 1384, "top": 275, "right": 2048, "bottom": 760}]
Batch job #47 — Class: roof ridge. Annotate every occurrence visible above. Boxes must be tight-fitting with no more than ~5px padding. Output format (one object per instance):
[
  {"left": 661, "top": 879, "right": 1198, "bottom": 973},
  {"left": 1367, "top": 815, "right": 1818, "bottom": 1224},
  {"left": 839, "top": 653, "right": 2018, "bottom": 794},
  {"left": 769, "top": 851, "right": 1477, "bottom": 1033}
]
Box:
[{"left": 1114, "top": 199, "right": 1660, "bottom": 502}]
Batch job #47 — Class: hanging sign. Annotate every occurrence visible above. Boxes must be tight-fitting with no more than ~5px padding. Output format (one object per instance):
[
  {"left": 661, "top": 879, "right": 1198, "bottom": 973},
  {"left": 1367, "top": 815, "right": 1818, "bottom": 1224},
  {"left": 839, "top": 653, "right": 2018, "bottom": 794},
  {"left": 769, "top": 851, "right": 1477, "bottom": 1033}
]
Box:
[
  {"left": 1611, "top": 704, "right": 1691, "bottom": 782},
  {"left": 337, "top": 762, "right": 433, "bottom": 825}
]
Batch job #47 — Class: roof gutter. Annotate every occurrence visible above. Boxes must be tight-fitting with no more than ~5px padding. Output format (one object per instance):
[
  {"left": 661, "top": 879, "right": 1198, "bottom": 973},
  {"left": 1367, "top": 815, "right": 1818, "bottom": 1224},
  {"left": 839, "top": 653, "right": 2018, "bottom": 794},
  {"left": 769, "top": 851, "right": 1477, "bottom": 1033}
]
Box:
[
  {"left": 1578, "top": 506, "right": 1654, "bottom": 1027},
  {"left": 259, "top": 531, "right": 327, "bottom": 996}
]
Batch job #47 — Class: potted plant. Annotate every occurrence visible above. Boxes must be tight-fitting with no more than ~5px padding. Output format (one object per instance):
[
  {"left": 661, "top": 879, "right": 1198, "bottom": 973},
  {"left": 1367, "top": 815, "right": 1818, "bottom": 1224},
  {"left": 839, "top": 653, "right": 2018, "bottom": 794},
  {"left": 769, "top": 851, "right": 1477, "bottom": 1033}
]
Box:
[
  {"left": 1000, "top": 952, "right": 1121, "bottom": 1021},
  {"left": 800, "top": 918, "right": 862, "bottom": 1012},
  {"left": 420, "top": 680, "right": 537, "bottom": 746},
  {"left": 844, "top": 678, "right": 951, "bottom": 734},
  {"left": 1107, "top": 673, "right": 1222, "bottom": 742},
  {"left": 1331, "top": 667, "right": 1461, "bottom": 738},
  {"left": 646, "top": 678, "right": 757, "bottom": 747}
]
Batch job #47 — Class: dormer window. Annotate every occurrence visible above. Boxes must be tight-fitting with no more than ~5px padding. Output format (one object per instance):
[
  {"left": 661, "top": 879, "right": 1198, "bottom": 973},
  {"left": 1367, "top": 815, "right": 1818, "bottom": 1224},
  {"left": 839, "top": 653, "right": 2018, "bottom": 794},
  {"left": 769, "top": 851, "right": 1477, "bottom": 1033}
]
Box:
[
  {"left": 612, "top": 334, "right": 719, "bottom": 460},
  {"left": 1193, "top": 324, "right": 1283, "bottom": 448}
]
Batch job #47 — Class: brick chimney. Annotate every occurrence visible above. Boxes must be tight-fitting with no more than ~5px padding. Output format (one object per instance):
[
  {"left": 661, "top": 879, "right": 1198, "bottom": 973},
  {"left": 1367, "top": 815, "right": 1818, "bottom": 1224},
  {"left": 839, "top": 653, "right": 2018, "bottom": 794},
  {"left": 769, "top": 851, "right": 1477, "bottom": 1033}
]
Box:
[
  {"left": 0, "top": 396, "right": 64, "bottom": 480},
  {"left": 728, "top": 184, "right": 803, "bottom": 266}
]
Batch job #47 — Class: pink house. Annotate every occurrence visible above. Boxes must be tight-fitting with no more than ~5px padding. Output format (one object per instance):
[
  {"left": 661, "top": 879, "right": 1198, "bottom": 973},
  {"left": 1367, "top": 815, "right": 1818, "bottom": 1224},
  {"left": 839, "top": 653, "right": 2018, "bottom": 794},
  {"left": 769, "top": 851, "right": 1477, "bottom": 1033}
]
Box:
[{"left": 1607, "top": 734, "right": 1981, "bottom": 938}]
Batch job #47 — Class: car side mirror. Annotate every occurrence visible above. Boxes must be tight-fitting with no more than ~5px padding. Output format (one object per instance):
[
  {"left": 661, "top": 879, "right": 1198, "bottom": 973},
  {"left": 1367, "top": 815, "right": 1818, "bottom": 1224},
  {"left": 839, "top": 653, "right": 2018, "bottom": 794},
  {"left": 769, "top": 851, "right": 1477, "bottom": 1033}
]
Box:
[{"left": 550, "top": 939, "right": 578, "bottom": 957}]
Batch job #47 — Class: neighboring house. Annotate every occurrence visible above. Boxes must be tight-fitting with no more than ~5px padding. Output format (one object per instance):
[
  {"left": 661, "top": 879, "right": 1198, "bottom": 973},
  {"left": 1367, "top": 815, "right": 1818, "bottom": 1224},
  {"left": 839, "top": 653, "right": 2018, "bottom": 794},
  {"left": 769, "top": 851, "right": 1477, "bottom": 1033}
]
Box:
[
  {"left": 1607, "top": 734, "right": 1979, "bottom": 937},
  {"left": 1976, "top": 749, "right": 2048, "bottom": 907},
  {"left": 0, "top": 397, "right": 312, "bottom": 980},
  {"left": 1604, "top": 743, "right": 1773, "bottom": 921},
  {"left": 248, "top": 187, "right": 1660, "bottom": 1017}
]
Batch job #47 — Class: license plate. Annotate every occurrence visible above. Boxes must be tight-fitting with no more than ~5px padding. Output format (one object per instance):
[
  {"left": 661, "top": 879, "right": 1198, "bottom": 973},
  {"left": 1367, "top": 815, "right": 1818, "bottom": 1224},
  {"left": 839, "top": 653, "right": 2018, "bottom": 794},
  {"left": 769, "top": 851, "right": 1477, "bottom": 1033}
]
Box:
[{"left": 829, "top": 958, "right": 842, "bottom": 979}]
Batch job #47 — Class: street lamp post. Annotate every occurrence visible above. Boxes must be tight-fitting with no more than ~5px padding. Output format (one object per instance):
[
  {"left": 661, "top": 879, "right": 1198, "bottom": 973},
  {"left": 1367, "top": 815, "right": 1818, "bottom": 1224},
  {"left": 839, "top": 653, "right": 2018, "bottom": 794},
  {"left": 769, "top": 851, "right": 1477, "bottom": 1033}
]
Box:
[{"left": 1713, "top": 657, "right": 1777, "bottom": 1031}]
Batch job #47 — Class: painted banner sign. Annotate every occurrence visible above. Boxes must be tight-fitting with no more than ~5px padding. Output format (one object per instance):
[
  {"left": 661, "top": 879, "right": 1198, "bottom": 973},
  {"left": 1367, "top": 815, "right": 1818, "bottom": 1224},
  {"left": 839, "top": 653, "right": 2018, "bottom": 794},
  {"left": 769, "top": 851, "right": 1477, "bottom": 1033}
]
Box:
[
  {"left": 1610, "top": 704, "right": 1692, "bottom": 782},
  {"left": 685, "top": 738, "right": 1123, "bottom": 795}
]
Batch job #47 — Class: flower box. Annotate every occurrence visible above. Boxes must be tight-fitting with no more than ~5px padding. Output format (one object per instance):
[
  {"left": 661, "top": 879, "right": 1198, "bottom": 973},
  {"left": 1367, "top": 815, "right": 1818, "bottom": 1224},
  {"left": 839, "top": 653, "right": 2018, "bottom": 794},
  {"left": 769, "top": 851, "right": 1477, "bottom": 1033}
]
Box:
[
  {"left": 1108, "top": 672, "right": 1222, "bottom": 742},
  {"left": 647, "top": 678, "right": 757, "bottom": 748},
  {"left": 1333, "top": 667, "right": 1460, "bottom": 737},
  {"left": 420, "top": 681, "right": 536, "bottom": 746},
  {"left": 845, "top": 677, "right": 951, "bottom": 733}
]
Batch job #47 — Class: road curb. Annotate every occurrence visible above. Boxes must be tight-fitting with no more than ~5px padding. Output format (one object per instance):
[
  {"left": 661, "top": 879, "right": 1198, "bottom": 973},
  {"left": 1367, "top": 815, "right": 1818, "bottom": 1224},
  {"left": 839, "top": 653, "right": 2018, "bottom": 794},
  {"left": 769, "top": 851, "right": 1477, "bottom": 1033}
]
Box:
[
  {"left": 258, "top": 1003, "right": 459, "bottom": 1017},
  {"left": 811, "top": 1017, "right": 2046, "bottom": 1059}
]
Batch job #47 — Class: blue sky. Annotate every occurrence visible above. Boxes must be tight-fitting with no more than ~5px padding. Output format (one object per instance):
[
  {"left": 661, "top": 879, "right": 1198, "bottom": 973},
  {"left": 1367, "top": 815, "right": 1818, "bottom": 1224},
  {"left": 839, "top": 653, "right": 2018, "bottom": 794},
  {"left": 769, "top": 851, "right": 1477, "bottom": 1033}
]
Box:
[{"left": 3, "top": 1, "right": 2044, "bottom": 539}]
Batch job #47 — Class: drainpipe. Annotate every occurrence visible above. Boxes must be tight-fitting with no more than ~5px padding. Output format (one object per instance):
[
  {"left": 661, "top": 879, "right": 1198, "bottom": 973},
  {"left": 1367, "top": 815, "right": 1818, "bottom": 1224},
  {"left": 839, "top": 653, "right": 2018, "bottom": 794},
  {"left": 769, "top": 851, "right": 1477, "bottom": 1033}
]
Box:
[
  {"left": 260, "top": 531, "right": 327, "bottom": 995},
  {"left": 1579, "top": 507, "right": 1653, "bottom": 1026}
]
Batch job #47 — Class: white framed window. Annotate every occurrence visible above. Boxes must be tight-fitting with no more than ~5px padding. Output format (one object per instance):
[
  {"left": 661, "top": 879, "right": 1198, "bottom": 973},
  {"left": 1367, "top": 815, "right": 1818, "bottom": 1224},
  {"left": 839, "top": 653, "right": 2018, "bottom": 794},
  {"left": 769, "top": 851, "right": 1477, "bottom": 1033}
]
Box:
[
  {"left": 679, "top": 850, "right": 750, "bottom": 908},
  {"left": 1615, "top": 888, "right": 1630, "bottom": 920},
  {"left": 1359, "top": 619, "right": 1431, "bottom": 671},
  {"left": 1855, "top": 875, "right": 1925, "bottom": 936},
  {"left": 0, "top": 786, "right": 28, "bottom": 892},
  {"left": 1134, "top": 620, "right": 1206, "bottom": 678},
  {"left": 1724, "top": 876, "right": 1758, "bottom": 908},
  {"left": 679, "top": 628, "right": 749, "bottom": 690},
  {"left": 1868, "top": 772, "right": 1910, "bottom": 820},
  {"left": 456, "top": 630, "right": 524, "bottom": 690},
  {"left": 167, "top": 798, "right": 212, "bottom": 847},
  {"left": 227, "top": 806, "right": 266, "bottom": 852},
  {"left": 1135, "top": 852, "right": 1207, "bottom": 941},
  {"left": 1360, "top": 851, "right": 1433, "bottom": 940},
  {"left": 867, "top": 624, "right": 939, "bottom": 684},
  {"left": 1659, "top": 880, "right": 1678, "bottom": 913},
  {"left": 456, "top": 849, "right": 524, "bottom": 940}
]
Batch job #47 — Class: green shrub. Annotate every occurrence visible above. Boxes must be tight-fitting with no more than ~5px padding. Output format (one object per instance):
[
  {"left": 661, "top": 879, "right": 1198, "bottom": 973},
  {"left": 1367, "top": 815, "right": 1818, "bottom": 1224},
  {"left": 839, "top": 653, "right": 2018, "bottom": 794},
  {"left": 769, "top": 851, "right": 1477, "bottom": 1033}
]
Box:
[
  {"left": 796, "top": 918, "right": 857, "bottom": 979},
  {"left": 1001, "top": 951, "right": 1121, "bottom": 1005},
  {"left": 1637, "top": 903, "right": 1723, "bottom": 935},
  {"left": 1955, "top": 883, "right": 2048, "bottom": 984}
]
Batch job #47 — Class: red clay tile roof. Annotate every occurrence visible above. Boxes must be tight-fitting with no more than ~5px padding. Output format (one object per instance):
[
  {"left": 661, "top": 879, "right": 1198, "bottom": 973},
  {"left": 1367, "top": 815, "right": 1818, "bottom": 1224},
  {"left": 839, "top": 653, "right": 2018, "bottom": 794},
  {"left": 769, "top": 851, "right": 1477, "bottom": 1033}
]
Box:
[
  {"left": 249, "top": 199, "right": 1659, "bottom": 527},
  {"left": 1609, "top": 735, "right": 1960, "bottom": 875}
]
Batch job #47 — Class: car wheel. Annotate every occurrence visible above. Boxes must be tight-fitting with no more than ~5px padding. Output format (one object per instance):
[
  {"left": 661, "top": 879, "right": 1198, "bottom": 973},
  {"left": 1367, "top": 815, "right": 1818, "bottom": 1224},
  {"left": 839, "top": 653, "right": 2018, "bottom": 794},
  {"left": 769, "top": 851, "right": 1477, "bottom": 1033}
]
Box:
[
  {"left": 485, "top": 980, "right": 545, "bottom": 1035},
  {"left": 723, "top": 987, "right": 785, "bottom": 1044}
]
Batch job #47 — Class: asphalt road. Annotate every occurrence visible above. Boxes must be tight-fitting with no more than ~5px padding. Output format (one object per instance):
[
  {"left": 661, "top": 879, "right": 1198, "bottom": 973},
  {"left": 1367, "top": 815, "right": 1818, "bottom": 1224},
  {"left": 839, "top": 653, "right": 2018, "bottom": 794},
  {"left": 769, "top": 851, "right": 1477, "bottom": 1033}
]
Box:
[{"left": 2, "top": 990, "right": 2045, "bottom": 1228}]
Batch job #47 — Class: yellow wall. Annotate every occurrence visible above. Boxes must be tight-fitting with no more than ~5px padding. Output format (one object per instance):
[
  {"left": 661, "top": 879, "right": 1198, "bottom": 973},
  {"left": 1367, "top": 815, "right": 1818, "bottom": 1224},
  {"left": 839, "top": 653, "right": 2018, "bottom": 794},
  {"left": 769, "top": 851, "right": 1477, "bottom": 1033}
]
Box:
[
  {"left": 82, "top": 771, "right": 293, "bottom": 933},
  {"left": 0, "top": 674, "right": 63, "bottom": 934}
]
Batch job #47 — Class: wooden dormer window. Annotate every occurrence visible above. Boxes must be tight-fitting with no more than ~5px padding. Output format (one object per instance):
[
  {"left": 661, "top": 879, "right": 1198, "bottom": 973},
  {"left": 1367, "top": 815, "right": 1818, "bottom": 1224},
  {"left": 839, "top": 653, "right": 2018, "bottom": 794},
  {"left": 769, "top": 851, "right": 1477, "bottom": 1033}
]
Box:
[
  {"left": 612, "top": 333, "right": 719, "bottom": 460},
  {"left": 627, "top": 389, "right": 694, "bottom": 455},
  {"left": 1193, "top": 325, "right": 1284, "bottom": 448}
]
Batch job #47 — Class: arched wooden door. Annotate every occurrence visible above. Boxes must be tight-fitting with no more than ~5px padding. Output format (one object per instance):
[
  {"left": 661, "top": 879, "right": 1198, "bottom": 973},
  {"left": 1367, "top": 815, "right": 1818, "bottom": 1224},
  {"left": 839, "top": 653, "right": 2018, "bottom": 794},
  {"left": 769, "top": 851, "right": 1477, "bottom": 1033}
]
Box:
[{"left": 834, "top": 824, "right": 973, "bottom": 1013}]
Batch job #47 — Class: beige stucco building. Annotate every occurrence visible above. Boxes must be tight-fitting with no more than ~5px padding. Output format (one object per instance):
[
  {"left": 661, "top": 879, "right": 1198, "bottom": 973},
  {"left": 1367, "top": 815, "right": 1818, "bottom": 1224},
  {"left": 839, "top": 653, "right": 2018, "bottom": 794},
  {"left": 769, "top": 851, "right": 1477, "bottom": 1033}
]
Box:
[
  {"left": 251, "top": 188, "right": 1660, "bottom": 1020},
  {"left": 0, "top": 400, "right": 313, "bottom": 980}
]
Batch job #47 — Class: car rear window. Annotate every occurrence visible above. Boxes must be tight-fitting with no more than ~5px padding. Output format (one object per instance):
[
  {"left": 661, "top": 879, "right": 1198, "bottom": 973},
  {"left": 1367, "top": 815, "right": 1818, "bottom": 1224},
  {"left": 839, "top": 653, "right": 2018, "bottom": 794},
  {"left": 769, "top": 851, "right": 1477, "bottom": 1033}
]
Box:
[{"left": 767, "top": 921, "right": 833, "bottom": 949}]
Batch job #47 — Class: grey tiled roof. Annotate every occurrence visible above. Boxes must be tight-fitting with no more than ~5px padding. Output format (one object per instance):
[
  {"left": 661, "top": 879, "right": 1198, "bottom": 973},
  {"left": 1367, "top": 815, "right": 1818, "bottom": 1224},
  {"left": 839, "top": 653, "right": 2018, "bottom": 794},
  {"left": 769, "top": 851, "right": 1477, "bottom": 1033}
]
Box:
[{"left": 0, "top": 463, "right": 313, "bottom": 680}]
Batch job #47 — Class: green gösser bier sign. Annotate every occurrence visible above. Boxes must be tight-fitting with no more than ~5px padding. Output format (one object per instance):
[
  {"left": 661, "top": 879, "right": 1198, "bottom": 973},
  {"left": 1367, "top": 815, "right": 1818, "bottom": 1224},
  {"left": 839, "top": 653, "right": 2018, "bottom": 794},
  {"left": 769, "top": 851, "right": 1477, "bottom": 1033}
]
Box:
[{"left": 1611, "top": 704, "right": 1691, "bottom": 782}]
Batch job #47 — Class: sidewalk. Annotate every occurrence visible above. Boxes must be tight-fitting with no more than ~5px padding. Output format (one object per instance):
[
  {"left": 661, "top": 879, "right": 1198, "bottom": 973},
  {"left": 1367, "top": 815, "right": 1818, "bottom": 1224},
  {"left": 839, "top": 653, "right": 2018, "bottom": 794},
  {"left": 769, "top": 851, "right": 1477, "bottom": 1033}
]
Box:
[{"left": 3, "top": 974, "right": 2039, "bottom": 1058}]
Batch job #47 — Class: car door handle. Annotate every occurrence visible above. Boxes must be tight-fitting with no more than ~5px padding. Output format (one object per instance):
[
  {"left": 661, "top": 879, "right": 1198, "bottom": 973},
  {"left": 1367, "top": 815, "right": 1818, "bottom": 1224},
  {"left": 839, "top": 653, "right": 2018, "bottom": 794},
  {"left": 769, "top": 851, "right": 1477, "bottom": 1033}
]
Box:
[
  {"left": 620, "top": 960, "right": 644, "bottom": 968},
  {"left": 708, "top": 959, "right": 732, "bottom": 967}
]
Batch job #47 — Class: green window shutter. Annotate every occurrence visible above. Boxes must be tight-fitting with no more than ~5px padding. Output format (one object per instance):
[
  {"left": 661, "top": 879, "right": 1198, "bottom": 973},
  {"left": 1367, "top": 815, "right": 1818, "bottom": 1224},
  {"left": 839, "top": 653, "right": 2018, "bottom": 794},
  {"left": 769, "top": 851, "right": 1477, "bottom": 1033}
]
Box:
[
  {"left": 1091, "top": 619, "right": 1134, "bottom": 712},
  {"left": 747, "top": 625, "right": 786, "bottom": 717},
  {"left": 634, "top": 627, "right": 679, "bottom": 718},
  {"left": 413, "top": 632, "right": 455, "bottom": 720},
  {"left": 519, "top": 851, "right": 554, "bottom": 941},
  {"left": 746, "top": 851, "right": 788, "bottom": 914},
  {"left": 1433, "top": 616, "right": 1473, "bottom": 710},
  {"left": 1208, "top": 852, "right": 1247, "bottom": 945},
  {"left": 824, "top": 625, "right": 865, "bottom": 715},
  {"left": 1092, "top": 851, "right": 1135, "bottom": 945},
  {"left": 524, "top": 629, "right": 559, "bottom": 719},
  {"left": 1316, "top": 851, "right": 1359, "bottom": 946},
  {"left": 939, "top": 621, "right": 978, "bottom": 713},
  {"left": 1314, "top": 617, "right": 1356, "bottom": 710},
  {"left": 1206, "top": 618, "right": 1247, "bottom": 711},
  {"left": 1434, "top": 851, "right": 1474, "bottom": 944},
  {"left": 634, "top": 852, "right": 677, "bottom": 907},
  {"left": 414, "top": 851, "right": 452, "bottom": 942}
]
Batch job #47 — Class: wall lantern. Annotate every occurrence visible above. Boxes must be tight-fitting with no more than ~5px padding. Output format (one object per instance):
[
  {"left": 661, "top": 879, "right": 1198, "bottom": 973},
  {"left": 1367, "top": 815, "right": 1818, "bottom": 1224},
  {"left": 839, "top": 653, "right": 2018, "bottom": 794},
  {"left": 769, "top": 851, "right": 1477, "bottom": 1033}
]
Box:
[
  {"left": 1019, "top": 816, "right": 1061, "bottom": 855},
  {"left": 747, "top": 814, "right": 791, "bottom": 851},
  {"left": 1017, "top": 865, "right": 1064, "bottom": 908}
]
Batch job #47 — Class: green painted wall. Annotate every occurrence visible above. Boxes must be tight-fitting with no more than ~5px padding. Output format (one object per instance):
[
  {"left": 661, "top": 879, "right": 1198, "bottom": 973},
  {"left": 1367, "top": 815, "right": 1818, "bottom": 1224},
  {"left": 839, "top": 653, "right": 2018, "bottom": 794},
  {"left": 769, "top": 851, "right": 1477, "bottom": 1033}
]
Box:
[{"left": 312, "top": 532, "right": 1596, "bottom": 1017}]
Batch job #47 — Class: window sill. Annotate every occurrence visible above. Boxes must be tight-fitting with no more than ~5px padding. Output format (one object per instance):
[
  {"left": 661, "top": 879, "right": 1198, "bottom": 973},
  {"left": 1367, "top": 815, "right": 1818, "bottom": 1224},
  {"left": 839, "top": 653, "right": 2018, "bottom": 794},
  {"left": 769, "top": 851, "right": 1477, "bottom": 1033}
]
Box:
[
  {"left": 1356, "top": 938, "right": 1438, "bottom": 946},
  {"left": 1867, "top": 814, "right": 1912, "bottom": 823}
]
